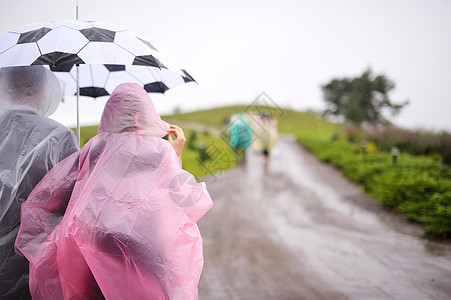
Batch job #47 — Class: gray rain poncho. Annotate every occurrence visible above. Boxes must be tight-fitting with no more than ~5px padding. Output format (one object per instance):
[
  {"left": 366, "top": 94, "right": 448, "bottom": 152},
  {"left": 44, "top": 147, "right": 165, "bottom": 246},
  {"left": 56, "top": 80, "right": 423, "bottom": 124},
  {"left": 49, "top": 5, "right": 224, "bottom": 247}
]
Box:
[{"left": 0, "top": 66, "right": 78, "bottom": 299}]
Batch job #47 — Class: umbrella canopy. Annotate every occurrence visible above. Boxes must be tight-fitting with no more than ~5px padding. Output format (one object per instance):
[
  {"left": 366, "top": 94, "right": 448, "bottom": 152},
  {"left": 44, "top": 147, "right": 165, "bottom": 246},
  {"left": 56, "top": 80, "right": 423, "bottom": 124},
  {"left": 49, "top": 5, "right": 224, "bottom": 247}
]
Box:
[
  {"left": 0, "top": 19, "right": 195, "bottom": 144},
  {"left": 0, "top": 19, "right": 189, "bottom": 69}
]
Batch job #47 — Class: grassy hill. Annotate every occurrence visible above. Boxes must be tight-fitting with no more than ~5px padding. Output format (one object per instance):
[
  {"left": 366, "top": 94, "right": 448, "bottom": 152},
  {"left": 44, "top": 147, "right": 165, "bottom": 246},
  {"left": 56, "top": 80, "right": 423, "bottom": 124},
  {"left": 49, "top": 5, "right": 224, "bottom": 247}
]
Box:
[{"left": 163, "top": 105, "right": 338, "bottom": 137}]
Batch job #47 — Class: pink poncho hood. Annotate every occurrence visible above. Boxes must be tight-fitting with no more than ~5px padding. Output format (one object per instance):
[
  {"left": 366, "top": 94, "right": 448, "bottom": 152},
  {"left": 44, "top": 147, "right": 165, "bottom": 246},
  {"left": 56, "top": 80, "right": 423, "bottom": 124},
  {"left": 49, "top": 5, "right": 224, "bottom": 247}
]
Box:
[
  {"left": 98, "top": 82, "right": 170, "bottom": 136},
  {"left": 15, "top": 83, "right": 213, "bottom": 300}
]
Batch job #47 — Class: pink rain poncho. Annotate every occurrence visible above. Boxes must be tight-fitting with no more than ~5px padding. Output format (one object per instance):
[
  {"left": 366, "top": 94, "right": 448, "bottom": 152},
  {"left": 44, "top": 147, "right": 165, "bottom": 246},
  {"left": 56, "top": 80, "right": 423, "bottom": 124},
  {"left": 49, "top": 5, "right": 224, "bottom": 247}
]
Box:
[{"left": 15, "top": 83, "right": 213, "bottom": 300}]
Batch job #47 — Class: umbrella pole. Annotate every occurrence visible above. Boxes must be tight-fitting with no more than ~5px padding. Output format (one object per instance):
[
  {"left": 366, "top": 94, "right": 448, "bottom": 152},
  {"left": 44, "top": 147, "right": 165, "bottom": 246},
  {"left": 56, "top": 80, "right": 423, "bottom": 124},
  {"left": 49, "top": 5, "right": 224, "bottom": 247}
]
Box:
[
  {"left": 76, "top": 64, "right": 80, "bottom": 147},
  {"left": 76, "top": 3, "right": 80, "bottom": 147}
]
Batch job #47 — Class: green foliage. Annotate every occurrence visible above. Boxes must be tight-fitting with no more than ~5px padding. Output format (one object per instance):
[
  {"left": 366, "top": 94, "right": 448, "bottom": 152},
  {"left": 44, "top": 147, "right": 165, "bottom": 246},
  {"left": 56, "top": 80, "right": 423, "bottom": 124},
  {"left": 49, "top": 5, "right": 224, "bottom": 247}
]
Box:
[
  {"left": 371, "top": 166, "right": 451, "bottom": 234},
  {"left": 180, "top": 129, "right": 237, "bottom": 178},
  {"left": 344, "top": 123, "right": 366, "bottom": 142},
  {"left": 365, "top": 141, "right": 378, "bottom": 154},
  {"left": 367, "top": 126, "right": 451, "bottom": 165},
  {"left": 197, "top": 143, "right": 211, "bottom": 163},
  {"left": 186, "top": 131, "right": 198, "bottom": 150},
  {"left": 70, "top": 125, "right": 99, "bottom": 147},
  {"left": 322, "top": 68, "right": 408, "bottom": 125}
]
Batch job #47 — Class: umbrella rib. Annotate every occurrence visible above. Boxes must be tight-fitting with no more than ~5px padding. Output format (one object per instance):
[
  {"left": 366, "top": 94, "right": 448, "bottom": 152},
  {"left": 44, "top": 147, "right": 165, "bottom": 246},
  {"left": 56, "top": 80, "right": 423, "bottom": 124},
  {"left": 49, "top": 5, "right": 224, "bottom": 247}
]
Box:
[
  {"left": 115, "top": 42, "right": 163, "bottom": 70},
  {"left": 35, "top": 41, "right": 43, "bottom": 56},
  {"left": 75, "top": 41, "right": 90, "bottom": 56},
  {"left": 105, "top": 71, "right": 111, "bottom": 87},
  {"left": 89, "top": 64, "right": 94, "bottom": 87},
  {"left": 146, "top": 67, "right": 161, "bottom": 82},
  {"left": 125, "top": 69, "right": 145, "bottom": 85},
  {"left": 0, "top": 43, "right": 16, "bottom": 55},
  {"left": 8, "top": 21, "right": 51, "bottom": 35},
  {"left": 70, "top": 69, "right": 76, "bottom": 82},
  {"left": 115, "top": 43, "right": 139, "bottom": 62}
]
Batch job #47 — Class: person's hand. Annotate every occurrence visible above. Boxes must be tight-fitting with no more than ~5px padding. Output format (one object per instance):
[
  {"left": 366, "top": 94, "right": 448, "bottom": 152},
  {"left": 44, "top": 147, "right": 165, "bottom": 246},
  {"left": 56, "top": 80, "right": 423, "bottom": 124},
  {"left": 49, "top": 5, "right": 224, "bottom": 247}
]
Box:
[{"left": 167, "top": 125, "right": 186, "bottom": 167}]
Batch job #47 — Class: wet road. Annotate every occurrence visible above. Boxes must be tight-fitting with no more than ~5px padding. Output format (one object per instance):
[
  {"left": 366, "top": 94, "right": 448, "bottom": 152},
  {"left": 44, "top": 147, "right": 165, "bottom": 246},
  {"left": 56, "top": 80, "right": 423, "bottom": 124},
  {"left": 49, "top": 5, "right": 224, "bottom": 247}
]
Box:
[{"left": 197, "top": 136, "right": 451, "bottom": 300}]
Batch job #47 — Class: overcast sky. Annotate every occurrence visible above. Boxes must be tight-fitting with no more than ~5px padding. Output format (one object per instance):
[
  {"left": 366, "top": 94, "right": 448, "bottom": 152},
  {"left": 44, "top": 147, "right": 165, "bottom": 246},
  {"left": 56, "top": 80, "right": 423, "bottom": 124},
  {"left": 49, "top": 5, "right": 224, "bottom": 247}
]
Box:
[{"left": 1, "top": 0, "right": 450, "bottom": 131}]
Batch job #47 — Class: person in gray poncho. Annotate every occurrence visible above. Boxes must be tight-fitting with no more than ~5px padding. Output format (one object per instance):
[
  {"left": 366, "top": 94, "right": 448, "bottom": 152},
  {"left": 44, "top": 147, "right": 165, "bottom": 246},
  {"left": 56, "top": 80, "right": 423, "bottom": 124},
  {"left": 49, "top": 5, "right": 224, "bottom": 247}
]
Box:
[{"left": 0, "top": 66, "right": 78, "bottom": 299}]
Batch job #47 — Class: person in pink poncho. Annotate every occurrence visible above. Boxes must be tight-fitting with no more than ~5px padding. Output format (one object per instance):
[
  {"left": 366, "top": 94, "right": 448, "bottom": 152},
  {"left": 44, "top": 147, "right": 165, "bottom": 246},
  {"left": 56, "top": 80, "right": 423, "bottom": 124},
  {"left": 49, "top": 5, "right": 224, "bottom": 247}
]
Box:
[{"left": 15, "top": 83, "right": 213, "bottom": 300}]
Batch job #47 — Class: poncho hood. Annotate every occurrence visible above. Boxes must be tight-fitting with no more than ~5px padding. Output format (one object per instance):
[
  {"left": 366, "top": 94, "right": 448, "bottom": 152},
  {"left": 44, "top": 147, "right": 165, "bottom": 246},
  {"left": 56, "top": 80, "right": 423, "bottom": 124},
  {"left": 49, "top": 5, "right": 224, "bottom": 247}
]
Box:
[
  {"left": 0, "top": 66, "right": 63, "bottom": 117},
  {"left": 98, "top": 83, "right": 170, "bottom": 137}
]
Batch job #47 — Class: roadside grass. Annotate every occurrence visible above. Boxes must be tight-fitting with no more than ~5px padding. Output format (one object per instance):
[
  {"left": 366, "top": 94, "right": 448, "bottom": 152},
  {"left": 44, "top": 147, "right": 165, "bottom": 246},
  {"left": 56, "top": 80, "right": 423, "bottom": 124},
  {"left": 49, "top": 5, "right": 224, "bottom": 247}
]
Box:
[
  {"left": 174, "top": 128, "right": 237, "bottom": 178},
  {"left": 71, "top": 125, "right": 98, "bottom": 147},
  {"left": 73, "top": 105, "right": 451, "bottom": 237}
]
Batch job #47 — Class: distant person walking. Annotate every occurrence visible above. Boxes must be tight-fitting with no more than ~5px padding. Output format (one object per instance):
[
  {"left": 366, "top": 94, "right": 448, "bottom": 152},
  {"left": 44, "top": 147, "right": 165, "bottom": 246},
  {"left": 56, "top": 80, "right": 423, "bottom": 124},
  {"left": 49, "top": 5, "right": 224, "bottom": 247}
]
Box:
[
  {"left": 257, "top": 114, "right": 278, "bottom": 170},
  {"left": 228, "top": 113, "right": 252, "bottom": 166},
  {"left": 0, "top": 66, "right": 78, "bottom": 299}
]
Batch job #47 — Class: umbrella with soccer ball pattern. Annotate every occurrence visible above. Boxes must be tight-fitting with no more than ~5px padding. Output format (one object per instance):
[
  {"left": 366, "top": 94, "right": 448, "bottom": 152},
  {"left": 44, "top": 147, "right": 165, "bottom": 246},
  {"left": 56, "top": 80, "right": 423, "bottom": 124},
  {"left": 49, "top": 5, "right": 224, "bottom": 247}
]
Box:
[{"left": 0, "top": 19, "right": 195, "bottom": 145}]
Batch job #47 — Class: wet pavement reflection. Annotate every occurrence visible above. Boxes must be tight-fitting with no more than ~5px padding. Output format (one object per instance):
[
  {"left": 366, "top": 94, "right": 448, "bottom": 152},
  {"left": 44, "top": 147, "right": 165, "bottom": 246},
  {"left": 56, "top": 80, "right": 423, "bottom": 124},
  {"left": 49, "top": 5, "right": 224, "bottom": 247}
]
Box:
[{"left": 198, "top": 136, "right": 451, "bottom": 299}]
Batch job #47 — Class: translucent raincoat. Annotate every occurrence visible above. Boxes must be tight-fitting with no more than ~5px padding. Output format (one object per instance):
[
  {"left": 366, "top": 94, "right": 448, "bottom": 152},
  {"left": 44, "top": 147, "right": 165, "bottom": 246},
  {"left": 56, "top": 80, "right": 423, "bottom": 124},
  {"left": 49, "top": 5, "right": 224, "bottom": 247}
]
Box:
[
  {"left": 15, "top": 83, "right": 213, "bottom": 300},
  {"left": 0, "top": 66, "right": 78, "bottom": 299},
  {"left": 228, "top": 113, "right": 252, "bottom": 150},
  {"left": 248, "top": 113, "right": 278, "bottom": 152}
]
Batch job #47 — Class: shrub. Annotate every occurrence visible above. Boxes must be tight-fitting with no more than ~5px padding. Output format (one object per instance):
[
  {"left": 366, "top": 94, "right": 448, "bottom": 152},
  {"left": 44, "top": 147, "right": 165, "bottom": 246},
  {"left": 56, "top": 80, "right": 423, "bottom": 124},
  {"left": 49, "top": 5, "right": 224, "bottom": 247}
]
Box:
[
  {"left": 187, "top": 131, "right": 198, "bottom": 150},
  {"left": 367, "top": 126, "right": 451, "bottom": 165}
]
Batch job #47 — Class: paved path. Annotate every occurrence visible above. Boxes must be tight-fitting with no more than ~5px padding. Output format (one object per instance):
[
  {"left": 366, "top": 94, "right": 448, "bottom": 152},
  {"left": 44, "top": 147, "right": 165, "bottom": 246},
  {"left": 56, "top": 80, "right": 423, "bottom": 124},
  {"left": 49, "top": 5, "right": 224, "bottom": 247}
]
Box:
[{"left": 197, "top": 135, "right": 451, "bottom": 300}]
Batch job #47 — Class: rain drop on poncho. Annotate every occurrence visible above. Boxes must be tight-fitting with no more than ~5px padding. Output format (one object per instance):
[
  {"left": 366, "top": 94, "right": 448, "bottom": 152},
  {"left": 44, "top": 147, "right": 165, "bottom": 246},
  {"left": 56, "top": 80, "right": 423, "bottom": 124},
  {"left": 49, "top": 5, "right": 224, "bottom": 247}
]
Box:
[
  {"left": 0, "top": 66, "right": 78, "bottom": 299},
  {"left": 15, "top": 83, "right": 213, "bottom": 300}
]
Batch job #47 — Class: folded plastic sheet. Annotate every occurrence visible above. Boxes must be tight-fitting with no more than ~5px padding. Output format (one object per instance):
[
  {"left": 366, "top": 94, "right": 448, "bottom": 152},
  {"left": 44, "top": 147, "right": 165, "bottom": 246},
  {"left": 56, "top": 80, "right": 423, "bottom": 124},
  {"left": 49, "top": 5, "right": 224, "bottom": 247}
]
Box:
[
  {"left": 15, "top": 83, "right": 213, "bottom": 300},
  {"left": 0, "top": 66, "right": 78, "bottom": 298}
]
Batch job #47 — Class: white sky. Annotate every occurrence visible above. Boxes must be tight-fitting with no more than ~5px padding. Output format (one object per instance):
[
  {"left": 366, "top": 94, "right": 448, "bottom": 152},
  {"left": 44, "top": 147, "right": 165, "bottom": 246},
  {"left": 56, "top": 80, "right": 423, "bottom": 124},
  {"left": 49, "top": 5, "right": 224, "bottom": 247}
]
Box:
[{"left": 1, "top": 0, "right": 451, "bottom": 131}]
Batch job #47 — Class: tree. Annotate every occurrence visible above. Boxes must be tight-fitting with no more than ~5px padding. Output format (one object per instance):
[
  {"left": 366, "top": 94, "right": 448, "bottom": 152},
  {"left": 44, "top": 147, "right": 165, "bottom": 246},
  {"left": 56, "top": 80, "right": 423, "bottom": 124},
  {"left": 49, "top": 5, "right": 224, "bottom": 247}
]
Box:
[{"left": 322, "top": 68, "right": 408, "bottom": 125}]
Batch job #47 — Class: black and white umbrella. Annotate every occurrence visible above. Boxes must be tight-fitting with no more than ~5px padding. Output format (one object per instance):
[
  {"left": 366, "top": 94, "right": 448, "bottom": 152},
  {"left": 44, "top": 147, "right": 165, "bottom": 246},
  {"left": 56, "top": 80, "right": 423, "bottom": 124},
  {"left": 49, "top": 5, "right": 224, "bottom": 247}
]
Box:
[{"left": 0, "top": 19, "right": 195, "bottom": 144}]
